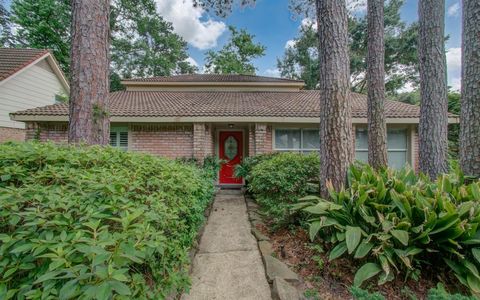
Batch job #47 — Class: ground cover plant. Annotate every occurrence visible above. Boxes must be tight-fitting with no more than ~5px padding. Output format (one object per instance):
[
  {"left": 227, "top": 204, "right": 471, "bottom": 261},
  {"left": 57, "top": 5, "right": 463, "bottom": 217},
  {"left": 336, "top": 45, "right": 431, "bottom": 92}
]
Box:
[
  {"left": 297, "top": 164, "right": 480, "bottom": 296},
  {"left": 0, "top": 142, "right": 215, "bottom": 299}
]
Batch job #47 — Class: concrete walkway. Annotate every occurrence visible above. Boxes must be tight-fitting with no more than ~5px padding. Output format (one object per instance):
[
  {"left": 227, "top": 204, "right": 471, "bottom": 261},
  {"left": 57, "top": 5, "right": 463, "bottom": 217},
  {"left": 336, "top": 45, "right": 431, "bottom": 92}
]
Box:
[{"left": 182, "top": 190, "right": 272, "bottom": 300}]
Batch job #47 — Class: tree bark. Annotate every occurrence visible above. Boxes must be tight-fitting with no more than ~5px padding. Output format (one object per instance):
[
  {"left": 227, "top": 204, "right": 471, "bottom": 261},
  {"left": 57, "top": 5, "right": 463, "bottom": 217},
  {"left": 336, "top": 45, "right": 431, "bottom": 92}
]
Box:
[
  {"left": 418, "top": 0, "right": 448, "bottom": 179},
  {"left": 367, "top": 0, "right": 388, "bottom": 169},
  {"left": 460, "top": 0, "right": 480, "bottom": 178},
  {"left": 316, "top": 0, "right": 353, "bottom": 196},
  {"left": 68, "top": 0, "right": 110, "bottom": 145}
]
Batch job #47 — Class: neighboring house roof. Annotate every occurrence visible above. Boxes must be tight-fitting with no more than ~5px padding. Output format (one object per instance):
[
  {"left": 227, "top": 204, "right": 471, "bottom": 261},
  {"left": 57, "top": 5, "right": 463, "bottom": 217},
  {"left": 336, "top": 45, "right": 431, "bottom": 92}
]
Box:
[
  {"left": 10, "top": 90, "right": 450, "bottom": 124},
  {"left": 122, "top": 74, "right": 303, "bottom": 83},
  {"left": 0, "top": 48, "right": 69, "bottom": 92}
]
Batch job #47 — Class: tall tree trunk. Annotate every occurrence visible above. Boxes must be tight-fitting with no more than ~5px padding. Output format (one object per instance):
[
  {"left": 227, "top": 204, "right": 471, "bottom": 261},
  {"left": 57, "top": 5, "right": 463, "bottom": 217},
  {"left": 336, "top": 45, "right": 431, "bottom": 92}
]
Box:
[
  {"left": 418, "top": 0, "right": 448, "bottom": 179},
  {"left": 316, "top": 0, "right": 353, "bottom": 196},
  {"left": 68, "top": 0, "right": 110, "bottom": 145},
  {"left": 367, "top": 0, "right": 388, "bottom": 169},
  {"left": 460, "top": 0, "right": 480, "bottom": 178}
]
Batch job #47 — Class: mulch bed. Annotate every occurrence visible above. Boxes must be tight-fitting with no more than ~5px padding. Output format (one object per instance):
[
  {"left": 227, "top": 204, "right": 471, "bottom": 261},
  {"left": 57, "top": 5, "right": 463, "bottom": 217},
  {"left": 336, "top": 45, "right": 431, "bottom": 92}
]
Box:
[{"left": 256, "top": 221, "right": 467, "bottom": 300}]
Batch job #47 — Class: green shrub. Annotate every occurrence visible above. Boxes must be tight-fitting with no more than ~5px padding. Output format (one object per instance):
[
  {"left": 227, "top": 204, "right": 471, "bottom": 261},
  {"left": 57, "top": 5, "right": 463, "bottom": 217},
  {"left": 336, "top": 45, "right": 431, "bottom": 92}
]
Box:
[
  {"left": 298, "top": 163, "right": 480, "bottom": 294},
  {"left": 248, "top": 152, "right": 319, "bottom": 222},
  {"left": 427, "top": 283, "right": 476, "bottom": 300},
  {"left": 0, "top": 142, "right": 215, "bottom": 299},
  {"left": 233, "top": 152, "right": 279, "bottom": 183},
  {"left": 349, "top": 286, "right": 385, "bottom": 300}
]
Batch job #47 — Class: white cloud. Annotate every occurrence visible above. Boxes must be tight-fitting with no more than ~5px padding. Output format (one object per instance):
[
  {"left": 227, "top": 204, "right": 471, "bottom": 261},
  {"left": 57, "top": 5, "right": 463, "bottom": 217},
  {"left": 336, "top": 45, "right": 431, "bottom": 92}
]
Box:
[
  {"left": 301, "top": 18, "right": 317, "bottom": 30},
  {"left": 185, "top": 57, "right": 199, "bottom": 68},
  {"left": 264, "top": 68, "right": 281, "bottom": 78},
  {"left": 448, "top": 2, "right": 460, "bottom": 17},
  {"left": 285, "top": 40, "right": 297, "bottom": 49},
  {"left": 447, "top": 47, "right": 462, "bottom": 91},
  {"left": 155, "top": 0, "right": 226, "bottom": 50}
]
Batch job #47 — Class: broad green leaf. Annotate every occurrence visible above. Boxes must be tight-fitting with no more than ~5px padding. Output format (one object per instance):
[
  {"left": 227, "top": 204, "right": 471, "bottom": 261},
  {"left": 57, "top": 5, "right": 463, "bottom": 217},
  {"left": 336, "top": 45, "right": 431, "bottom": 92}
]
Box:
[
  {"left": 354, "top": 242, "right": 373, "bottom": 259},
  {"left": 109, "top": 281, "right": 131, "bottom": 296},
  {"left": 473, "top": 249, "right": 480, "bottom": 264},
  {"left": 346, "top": 226, "right": 362, "bottom": 254},
  {"left": 328, "top": 242, "right": 347, "bottom": 261},
  {"left": 309, "top": 221, "right": 321, "bottom": 241},
  {"left": 353, "top": 263, "right": 382, "bottom": 287},
  {"left": 390, "top": 230, "right": 409, "bottom": 246},
  {"left": 10, "top": 243, "right": 34, "bottom": 254},
  {"left": 468, "top": 273, "right": 480, "bottom": 294},
  {"left": 59, "top": 279, "right": 78, "bottom": 300}
]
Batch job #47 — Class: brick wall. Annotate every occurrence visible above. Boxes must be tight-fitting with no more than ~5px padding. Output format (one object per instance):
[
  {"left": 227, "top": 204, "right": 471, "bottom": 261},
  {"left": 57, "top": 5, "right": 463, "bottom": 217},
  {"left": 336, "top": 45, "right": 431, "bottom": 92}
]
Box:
[
  {"left": 130, "top": 124, "right": 193, "bottom": 159},
  {"left": 249, "top": 123, "right": 273, "bottom": 155},
  {"left": 0, "top": 126, "right": 26, "bottom": 143},
  {"left": 25, "top": 122, "right": 68, "bottom": 143}
]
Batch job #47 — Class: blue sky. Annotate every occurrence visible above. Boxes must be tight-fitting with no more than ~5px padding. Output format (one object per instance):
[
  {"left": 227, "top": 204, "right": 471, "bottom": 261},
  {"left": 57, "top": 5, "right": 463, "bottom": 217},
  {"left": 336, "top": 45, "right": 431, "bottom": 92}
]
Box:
[
  {"left": 171, "top": 0, "right": 463, "bottom": 90},
  {"left": 4, "top": 0, "right": 463, "bottom": 89}
]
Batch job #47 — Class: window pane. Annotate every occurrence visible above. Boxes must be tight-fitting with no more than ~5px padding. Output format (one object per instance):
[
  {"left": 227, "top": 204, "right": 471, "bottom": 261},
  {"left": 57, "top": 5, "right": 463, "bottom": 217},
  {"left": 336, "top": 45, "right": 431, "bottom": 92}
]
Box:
[
  {"left": 119, "top": 132, "right": 128, "bottom": 150},
  {"left": 302, "top": 129, "right": 320, "bottom": 149},
  {"left": 275, "top": 129, "right": 301, "bottom": 149},
  {"left": 355, "top": 151, "right": 368, "bottom": 163},
  {"left": 109, "top": 132, "right": 117, "bottom": 147},
  {"left": 388, "top": 151, "right": 407, "bottom": 169},
  {"left": 355, "top": 128, "right": 368, "bottom": 150},
  {"left": 387, "top": 129, "right": 407, "bottom": 149}
]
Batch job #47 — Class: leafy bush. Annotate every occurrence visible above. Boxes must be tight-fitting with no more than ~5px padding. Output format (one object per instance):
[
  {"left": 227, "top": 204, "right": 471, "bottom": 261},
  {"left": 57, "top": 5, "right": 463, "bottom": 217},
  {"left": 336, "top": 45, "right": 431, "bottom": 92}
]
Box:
[
  {"left": 298, "top": 164, "right": 480, "bottom": 294},
  {"left": 233, "top": 152, "right": 279, "bottom": 183},
  {"left": 0, "top": 142, "right": 215, "bottom": 299},
  {"left": 349, "top": 286, "right": 385, "bottom": 300},
  {"left": 247, "top": 152, "right": 319, "bottom": 222}
]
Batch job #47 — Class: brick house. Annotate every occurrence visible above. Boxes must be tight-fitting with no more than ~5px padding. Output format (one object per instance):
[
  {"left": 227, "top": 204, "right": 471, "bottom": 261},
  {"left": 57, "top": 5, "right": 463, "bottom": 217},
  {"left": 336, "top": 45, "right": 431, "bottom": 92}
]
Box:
[
  {"left": 0, "top": 48, "right": 69, "bottom": 143},
  {"left": 10, "top": 74, "right": 458, "bottom": 185}
]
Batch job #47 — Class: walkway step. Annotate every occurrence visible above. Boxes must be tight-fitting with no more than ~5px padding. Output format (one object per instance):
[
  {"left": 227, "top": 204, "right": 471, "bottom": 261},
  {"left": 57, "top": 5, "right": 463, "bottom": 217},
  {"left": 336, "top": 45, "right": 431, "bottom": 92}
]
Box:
[{"left": 182, "top": 192, "right": 271, "bottom": 300}]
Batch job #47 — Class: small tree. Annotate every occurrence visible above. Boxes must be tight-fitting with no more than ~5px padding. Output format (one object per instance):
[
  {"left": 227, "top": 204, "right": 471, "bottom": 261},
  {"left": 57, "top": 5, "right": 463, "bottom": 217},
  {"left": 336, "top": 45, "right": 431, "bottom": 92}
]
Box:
[
  {"left": 460, "top": 0, "right": 480, "bottom": 178},
  {"left": 68, "top": 0, "right": 110, "bottom": 145},
  {"left": 418, "top": 0, "right": 448, "bottom": 179},
  {"left": 367, "top": 0, "right": 388, "bottom": 169},
  {"left": 204, "top": 26, "right": 265, "bottom": 75}
]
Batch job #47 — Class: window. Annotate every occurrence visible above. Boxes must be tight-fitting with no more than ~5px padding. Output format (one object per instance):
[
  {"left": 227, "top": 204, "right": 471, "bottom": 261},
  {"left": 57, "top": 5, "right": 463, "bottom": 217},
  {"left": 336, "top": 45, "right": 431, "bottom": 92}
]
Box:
[
  {"left": 110, "top": 126, "right": 128, "bottom": 151},
  {"left": 274, "top": 128, "right": 320, "bottom": 152},
  {"left": 355, "top": 127, "right": 409, "bottom": 169}
]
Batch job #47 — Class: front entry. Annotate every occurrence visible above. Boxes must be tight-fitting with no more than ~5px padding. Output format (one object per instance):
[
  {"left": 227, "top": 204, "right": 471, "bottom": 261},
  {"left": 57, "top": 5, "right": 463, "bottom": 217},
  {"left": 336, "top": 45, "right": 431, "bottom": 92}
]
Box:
[{"left": 219, "top": 131, "right": 243, "bottom": 185}]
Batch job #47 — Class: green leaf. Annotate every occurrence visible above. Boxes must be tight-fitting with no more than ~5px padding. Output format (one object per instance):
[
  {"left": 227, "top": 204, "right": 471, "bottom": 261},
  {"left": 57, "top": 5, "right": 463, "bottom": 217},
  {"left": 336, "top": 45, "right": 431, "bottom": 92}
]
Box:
[
  {"left": 473, "top": 249, "right": 480, "bottom": 264},
  {"left": 346, "top": 226, "right": 362, "bottom": 254},
  {"left": 353, "top": 263, "right": 382, "bottom": 287},
  {"left": 95, "top": 282, "right": 112, "bottom": 300},
  {"left": 33, "top": 270, "right": 62, "bottom": 284},
  {"left": 329, "top": 242, "right": 347, "bottom": 261},
  {"left": 10, "top": 243, "right": 34, "bottom": 254},
  {"left": 59, "top": 279, "right": 78, "bottom": 300},
  {"left": 109, "top": 281, "right": 131, "bottom": 296},
  {"left": 309, "top": 221, "right": 321, "bottom": 241},
  {"left": 0, "top": 174, "right": 11, "bottom": 181},
  {"left": 390, "top": 230, "right": 409, "bottom": 246},
  {"left": 467, "top": 273, "right": 480, "bottom": 294},
  {"left": 354, "top": 242, "right": 374, "bottom": 259}
]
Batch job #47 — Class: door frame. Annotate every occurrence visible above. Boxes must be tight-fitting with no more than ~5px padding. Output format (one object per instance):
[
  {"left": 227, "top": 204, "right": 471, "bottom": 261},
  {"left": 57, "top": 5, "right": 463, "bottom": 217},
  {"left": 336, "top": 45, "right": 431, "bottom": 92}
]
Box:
[{"left": 216, "top": 128, "right": 246, "bottom": 186}]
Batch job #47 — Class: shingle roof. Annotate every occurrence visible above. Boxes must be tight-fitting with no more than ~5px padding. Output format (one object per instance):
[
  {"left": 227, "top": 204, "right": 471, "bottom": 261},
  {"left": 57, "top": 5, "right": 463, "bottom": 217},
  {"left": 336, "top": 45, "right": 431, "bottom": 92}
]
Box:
[
  {"left": 122, "top": 74, "right": 304, "bottom": 83},
  {"left": 0, "top": 48, "right": 49, "bottom": 81},
  {"left": 12, "top": 91, "right": 423, "bottom": 119}
]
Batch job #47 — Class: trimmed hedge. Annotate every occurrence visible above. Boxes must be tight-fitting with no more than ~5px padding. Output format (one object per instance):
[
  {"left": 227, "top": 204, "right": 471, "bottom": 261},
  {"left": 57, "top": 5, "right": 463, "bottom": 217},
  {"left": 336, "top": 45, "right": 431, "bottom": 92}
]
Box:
[
  {"left": 244, "top": 152, "right": 320, "bottom": 223},
  {"left": 0, "top": 142, "right": 215, "bottom": 299}
]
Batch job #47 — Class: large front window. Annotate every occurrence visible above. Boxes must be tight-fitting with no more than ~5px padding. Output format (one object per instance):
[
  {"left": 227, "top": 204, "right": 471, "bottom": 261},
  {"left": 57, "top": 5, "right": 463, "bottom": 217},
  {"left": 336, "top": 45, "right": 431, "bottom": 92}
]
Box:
[
  {"left": 274, "top": 128, "right": 320, "bottom": 153},
  {"left": 355, "top": 128, "right": 409, "bottom": 169}
]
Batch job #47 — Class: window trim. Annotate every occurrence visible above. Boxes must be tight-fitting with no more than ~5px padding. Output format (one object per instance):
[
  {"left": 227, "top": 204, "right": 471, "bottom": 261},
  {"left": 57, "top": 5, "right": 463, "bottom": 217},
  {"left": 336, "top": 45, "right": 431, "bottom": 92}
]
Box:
[
  {"left": 354, "top": 126, "right": 410, "bottom": 167},
  {"left": 110, "top": 126, "right": 129, "bottom": 151},
  {"left": 273, "top": 128, "right": 320, "bottom": 152}
]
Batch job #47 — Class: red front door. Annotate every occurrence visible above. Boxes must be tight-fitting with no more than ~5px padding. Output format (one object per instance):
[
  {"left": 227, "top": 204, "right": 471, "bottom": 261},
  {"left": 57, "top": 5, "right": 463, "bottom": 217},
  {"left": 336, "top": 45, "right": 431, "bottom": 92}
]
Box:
[{"left": 219, "top": 131, "right": 243, "bottom": 184}]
